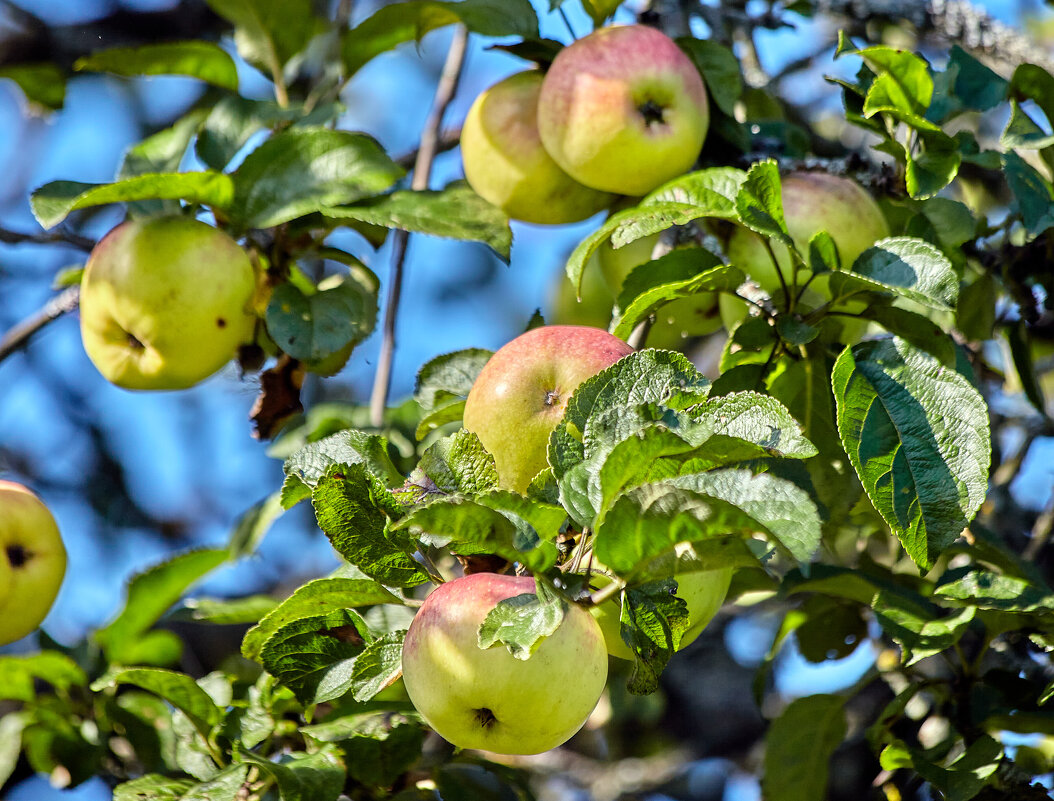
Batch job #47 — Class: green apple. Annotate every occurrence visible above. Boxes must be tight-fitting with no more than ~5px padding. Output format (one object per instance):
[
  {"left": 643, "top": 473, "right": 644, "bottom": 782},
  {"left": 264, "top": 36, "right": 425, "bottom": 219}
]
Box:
[
  {"left": 547, "top": 253, "right": 615, "bottom": 329},
  {"left": 401, "top": 573, "right": 608, "bottom": 755},
  {"left": 80, "top": 216, "right": 258, "bottom": 390},
  {"left": 537, "top": 24, "right": 709, "bottom": 196},
  {"left": 722, "top": 172, "right": 888, "bottom": 341},
  {"left": 0, "top": 481, "right": 67, "bottom": 645},
  {"left": 597, "top": 232, "right": 722, "bottom": 345},
  {"left": 463, "top": 325, "right": 634, "bottom": 493},
  {"left": 461, "top": 71, "right": 613, "bottom": 225}
]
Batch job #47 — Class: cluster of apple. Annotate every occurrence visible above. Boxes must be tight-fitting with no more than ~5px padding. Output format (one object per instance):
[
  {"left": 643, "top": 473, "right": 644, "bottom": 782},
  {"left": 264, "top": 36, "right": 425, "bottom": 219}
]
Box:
[
  {"left": 400, "top": 324, "right": 732, "bottom": 754},
  {"left": 0, "top": 481, "right": 67, "bottom": 646}
]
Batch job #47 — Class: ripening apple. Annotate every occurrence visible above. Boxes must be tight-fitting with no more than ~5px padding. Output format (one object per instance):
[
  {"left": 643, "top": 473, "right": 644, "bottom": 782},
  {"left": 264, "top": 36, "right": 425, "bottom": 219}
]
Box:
[
  {"left": 80, "top": 216, "right": 258, "bottom": 390},
  {"left": 401, "top": 573, "right": 608, "bottom": 755},
  {"left": 0, "top": 481, "right": 67, "bottom": 645},
  {"left": 461, "top": 71, "right": 614, "bottom": 225},
  {"left": 547, "top": 253, "right": 615, "bottom": 330},
  {"left": 597, "top": 232, "right": 722, "bottom": 345},
  {"left": 463, "top": 325, "right": 634, "bottom": 493},
  {"left": 721, "top": 172, "right": 889, "bottom": 341},
  {"left": 537, "top": 25, "right": 709, "bottom": 196}
]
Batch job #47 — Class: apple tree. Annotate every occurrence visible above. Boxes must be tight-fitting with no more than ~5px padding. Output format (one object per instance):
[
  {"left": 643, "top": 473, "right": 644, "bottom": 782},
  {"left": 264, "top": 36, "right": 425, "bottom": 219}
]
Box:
[{"left": 0, "top": 0, "right": 1053, "bottom": 800}]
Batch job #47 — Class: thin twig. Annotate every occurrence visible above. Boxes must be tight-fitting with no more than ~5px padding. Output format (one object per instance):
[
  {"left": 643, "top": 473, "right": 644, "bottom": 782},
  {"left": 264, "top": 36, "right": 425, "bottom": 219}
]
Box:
[
  {"left": 0, "top": 226, "right": 95, "bottom": 251},
  {"left": 0, "top": 286, "right": 80, "bottom": 365},
  {"left": 369, "top": 26, "right": 469, "bottom": 428},
  {"left": 395, "top": 127, "right": 462, "bottom": 169}
]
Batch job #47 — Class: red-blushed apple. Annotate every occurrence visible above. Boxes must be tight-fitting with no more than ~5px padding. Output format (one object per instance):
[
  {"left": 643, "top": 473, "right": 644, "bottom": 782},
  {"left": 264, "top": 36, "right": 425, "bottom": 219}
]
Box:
[
  {"left": 461, "top": 71, "right": 614, "bottom": 225},
  {"left": 80, "top": 216, "right": 258, "bottom": 390},
  {"left": 537, "top": 25, "right": 709, "bottom": 196},
  {"left": 401, "top": 573, "right": 608, "bottom": 755},
  {"left": 0, "top": 481, "right": 67, "bottom": 645},
  {"left": 721, "top": 172, "right": 889, "bottom": 341},
  {"left": 463, "top": 325, "right": 634, "bottom": 493}
]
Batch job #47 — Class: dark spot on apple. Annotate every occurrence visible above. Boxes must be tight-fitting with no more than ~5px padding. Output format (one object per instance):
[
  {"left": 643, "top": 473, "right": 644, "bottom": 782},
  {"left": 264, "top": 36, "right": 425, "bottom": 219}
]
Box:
[
  {"left": 638, "top": 99, "right": 666, "bottom": 127},
  {"left": 216, "top": 317, "right": 227, "bottom": 328},
  {"left": 544, "top": 390, "right": 560, "bottom": 407},
  {"left": 126, "top": 331, "right": 145, "bottom": 350},
  {"left": 6, "top": 544, "right": 29, "bottom": 568},
  {"left": 474, "top": 708, "right": 497, "bottom": 728}
]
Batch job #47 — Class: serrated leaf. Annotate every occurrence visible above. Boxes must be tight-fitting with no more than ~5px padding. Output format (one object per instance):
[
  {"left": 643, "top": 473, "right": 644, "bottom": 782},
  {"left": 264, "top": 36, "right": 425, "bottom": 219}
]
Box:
[
  {"left": 323, "top": 182, "right": 512, "bottom": 260},
  {"left": 283, "top": 429, "right": 403, "bottom": 491},
  {"left": 30, "top": 173, "right": 234, "bottom": 229},
  {"left": 621, "top": 579, "right": 690, "bottom": 695},
  {"left": 174, "top": 595, "right": 279, "bottom": 624},
  {"left": 415, "top": 348, "right": 493, "bottom": 410},
  {"left": 1002, "top": 100, "right": 1054, "bottom": 150},
  {"left": 229, "top": 128, "right": 404, "bottom": 229},
  {"left": 676, "top": 39, "right": 742, "bottom": 116},
  {"left": 0, "top": 63, "right": 66, "bottom": 109},
  {"left": 302, "top": 712, "right": 424, "bottom": 787},
  {"left": 113, "top": 775, "right": 196, "bottom": 801},
  {"left": 735, "top": 160, "right": 791, "bottom": 245},
  {"left": 95, "top": 549, "right": 229, "bottom": 664},
  {"left": 0, "top": 652, "right": 86, "bottom": 702},
  {"left": 313, "top": 465, "right": 430, "bottom": 588},
  {"left": 698, "top": 392, "right": 818, "bottom": 459},
  {"left": 832, "top": 338, "right": 991, "bottom": 570},
  {"left": 414, "top": 429, "right": 499, "bottom": 495},
  {"left": 906, "top": 133, "right": 961, "bottom": 199},
  {"left": 266, "top": 274, "right": 377, "bottom": 363},
  {"left": 341, "top": 630, "right": 406, "bottom": 702},
  {"left": 762, "top": 695, "right": 847, "bottom": 801},
  {"left": 74, "top": 41, "right": 238, "bottom": 89},
  {"left": 1002, "top": 151, "right": 1054, "bottom": 236},
  {"left": 947, "top": 46, "right": 1007, "bottom": 111},
  {"left": 934, "top": 569, "right": 1054, "bottom": 612},
  {"left": 478, "top": 581, "right": 566, "bottom": 660},
  {"left": 837, "top": 237, "right": 958, "bottom": 310},
  {"left": 242, "top": 577, "right": 400, "bottom": 660},
  {"left": 342, "top": 0, "right": 538, "bottom": 75},
  {"left": 205, "top": 0, "right": 317, "bottom": 72},
  {"left": 856, "top": 45, "right": 933, "bottom": 112},
  {"left": 859, "top": 306, "right": 955, "bottom": 365},
  {"left": 239, "top": 746, "right": 345, "bottom": 801},
  {"left": 92, "top": 668, "right": 221, "bottom": 738},
  {"left": 181, "top": 765, "right": 252, "bottom": 801}
]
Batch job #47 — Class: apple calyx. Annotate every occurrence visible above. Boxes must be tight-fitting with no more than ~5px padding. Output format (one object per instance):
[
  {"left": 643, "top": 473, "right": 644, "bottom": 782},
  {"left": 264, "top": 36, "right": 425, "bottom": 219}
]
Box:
[{"left": 474, "top": 708, "right": 498, "bottom": 728}]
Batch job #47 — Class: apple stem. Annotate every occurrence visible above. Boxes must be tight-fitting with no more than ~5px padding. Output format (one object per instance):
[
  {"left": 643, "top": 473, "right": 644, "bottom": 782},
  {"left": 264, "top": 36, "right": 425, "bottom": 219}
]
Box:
[{"left": 369, "top": 26, "right": 470, "bottom": 428}]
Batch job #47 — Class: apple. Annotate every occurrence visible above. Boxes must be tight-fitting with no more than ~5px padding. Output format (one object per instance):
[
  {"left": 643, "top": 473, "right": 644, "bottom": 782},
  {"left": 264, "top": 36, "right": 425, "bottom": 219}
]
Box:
[
  {"left": 401, "top": 573, "right": 608, "bottom": 755},
  {"left": 721, "top": 172, "right": 889, "bottom": 341},
  {"left": 547, "top": 253, "right": 615, "bottom": 330},
  {"left": 461, "top": 71, "right": 613, "bottom": 225},
  {"left": 537, "top": 24, "right": 709, "bottom": 196},
  {"left": 80, "top": 216, "right": 258, "bottom": 390},
  {"left": 596, "top": 232, "right": 722, "bottom": 345},
  {"left": 0, "top": 481, "right": 67, "bottom": 645},
  {"left": 463, "top": 325, "right": 634, "bottom": 493}
]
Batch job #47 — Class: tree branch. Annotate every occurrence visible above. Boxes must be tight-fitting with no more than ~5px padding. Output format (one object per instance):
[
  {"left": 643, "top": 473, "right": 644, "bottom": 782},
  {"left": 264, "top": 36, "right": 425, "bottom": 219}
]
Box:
[
  {"left": 0, "top": 286, "right": 80, "bottom": 365},
  {"left": 0, "top": 226, "right": 95, "bottom": 251},
  {"left": 369, "top": 26, "right": 469, "bottom": 428}
]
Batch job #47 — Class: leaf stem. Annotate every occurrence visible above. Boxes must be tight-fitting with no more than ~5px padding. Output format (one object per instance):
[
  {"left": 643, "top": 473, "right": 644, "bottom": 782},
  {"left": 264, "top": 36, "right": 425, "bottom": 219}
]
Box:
[{"left": 369, "top": 26, "right": 469, "bottom": 428}]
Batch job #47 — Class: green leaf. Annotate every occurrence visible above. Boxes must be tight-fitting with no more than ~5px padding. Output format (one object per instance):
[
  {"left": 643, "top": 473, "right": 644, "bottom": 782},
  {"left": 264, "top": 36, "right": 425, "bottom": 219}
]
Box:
[
  {"left": 259, "top": 607, "right": 372, "bottom": 704},
  {"left": 581, "top": 0, "right": 621, "bottom": 24},
  {"left": 831, "top": 338, "right": 991, "bottom": 570},
  {"left": 174, "top": 595, "right": 279, "bottom": 624},
  {"left": 313, "top": 464, "right": 430, "bottom": 588},
  {"left": 341, "top": 0, "right": 538, "bottom": 76},
  {"left": 1007, "top": 320, "right": 1049, "bottom": 417},
  {"left": 120, "top": 108, "right": 208, "bottom": 179},
  {"left": 0, "top": 652, "right": 86, "bottom": 702},
  {"left": 621, "top": 579, "right": 690, "bottom": 695},
  {"left": 229, "top": 128, "right": 404, "bottom": 229},
  {"left": 905, "top": 132, "right": 962, "bottom": 199},
  {"left": 74, "top": 42, "right": 238, "bottom": 89},
  {"left": 735, "top": 160, "right": 791, "bottom": 245},
  {"left": 239, "top": 746, "right": 345, "bottom": 801},
  {"left": 342, "top": 630, "right": 406, "bottom": 702},
  {"left": 856, "top": 45, "right": 933, "bottom": 112},
  {"left": 0, "top": 63, "right": 66, "bottom": 109},
  {"left": 762, "top": 695, "right": 847, "bottom": 801},
  {"left": 30, "top": 173, "right": 234, "bottom": 229},
  {"left": 858, "top": 306, "right": 955, "bottom": 365},
  {"left": 948, "top": 46, "right": 1008, "bottom": 111},
  {"left": 837, "top": 238, "right": 957, "bottom": 311},
  {"left": 283, "top": 429, "right": 404, "bottom": 496},
  {"left": 180, "top": 765, "right": 252, "bottom": 801},
  {"left": 413, "top": 347, "right": 492, "bottom": 438},
  {"left": 96, "top": 549, "right": 229, "bottom": 664},
  {"left": 92, "top": 668, "right": 222, "bottom": 738},
  {"left": 698, "top": 392, "right": 818, "bottom": 459},
  {"left": 413, "top": 429, "right": 499, "bottom": 495},
  {"left": 873, "top": 589, "right": 976, "bottom": 664},
  {"left": 394, "top": 491, "right": 563, "bottom": 572},
  {"left": 934, "top": 569, "right": 1054, "bottom": 612},
  {"left": 266, "top": 274, "right": 378, "bottom": 363},
  {"left": 594, "top": 469, "right": 821, "bottom": 574},
  {"left": 1002, "top": 101, "right": 1054, "bottom": 150},
  {"left": 956, "top": 273, "right": 997, "bottom": 341},
  {"left": 242, "top": 577, "right": 400, "bottom": 660},
  {"left": 113, "top": 775, "right": 196, "bottom": 801},
  {"left": 302, "top": 713, "right": 424, "bottom": 788},
  {"left": 611, "top": 251, "right": 738, "bottom": 339},
  {"left": 324, "top": 182, "right": 512, "bottom": 260},
  {"left": 205, "top": 0, "right": 318, "bottom": 72},
  {"left": 676, "top": 39, "right": 742, "bottom": 116},
  {"left": 1002, "top": 151, "right": 1054, "bottom": 236},
  {"left": 477, "top": 580, "right": 567, "bottom": 660},
  {"left": 909, "top": 735, "right": 1002, "bottom": 801},
  {"left": 228, "top": 492, "right": 284, "bottom": 558},
  {"left": 808, "top": 230, "right": 840, "bottom": 274}
]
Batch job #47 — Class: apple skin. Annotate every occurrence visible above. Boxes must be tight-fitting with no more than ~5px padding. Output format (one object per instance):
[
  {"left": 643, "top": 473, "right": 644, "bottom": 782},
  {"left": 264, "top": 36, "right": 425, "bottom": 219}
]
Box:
[
  {"left": 537, "top": 25, "right": 709, "bottom": 196},
  {"left": 80, "top": 217, "right": 258, "bottom": 390},
  {"left": 461, "top": 71, "right": 613, "bottom": 225},
  {"left": 597, "top": 233, "right": 722, "bottom": 344},
  {"left": 547, "top": 254, "right": 615, "bottom": 330},
  {"left": 722, "top": 172, "right": 888, "bottom": 341},
  {"left": 0, "top": 481, "right": 67, "bottom": 645},
  {"left": 463, "top": 326, "right": 634, "bottom": 493},
  {"left": 401, "top": 573, "right": 608, "bottom": 755}
]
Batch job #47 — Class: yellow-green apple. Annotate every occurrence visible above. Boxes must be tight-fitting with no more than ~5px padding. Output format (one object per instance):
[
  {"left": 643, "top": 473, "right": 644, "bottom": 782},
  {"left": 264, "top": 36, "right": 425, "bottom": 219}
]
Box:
[
  {"left": 0, "top": 481, "right": 67, "bottom": 645},
  {"left": 597, "top": 232, "right": 722, "bottom": 344},
  {"left": 547, "top": 253, "right": 615, "bottom": 329},
  {"left": 537, "top": 25, "right": 709, "bottom": 196},
  {"left": 463, "top": 325, "right": 634, "bottom": 492},
  {"left": 461, "top": 71, "right": 613, "bottom": 225},
  {"left": 401, "top": 572, "right": 608, "bottom": 755},
  {"left": 722, "top": 172, "right": 889, "bottom": 341},
  {"left": 80, "top": 216, "right": 258, "bottom": 390}
]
